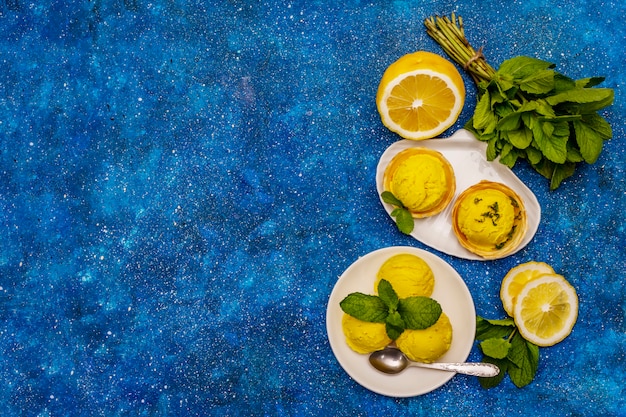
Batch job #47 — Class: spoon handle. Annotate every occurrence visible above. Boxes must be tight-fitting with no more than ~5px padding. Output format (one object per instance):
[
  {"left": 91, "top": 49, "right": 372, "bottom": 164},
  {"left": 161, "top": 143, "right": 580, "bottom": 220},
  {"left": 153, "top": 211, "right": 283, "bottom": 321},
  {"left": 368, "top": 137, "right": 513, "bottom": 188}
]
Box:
[{"left": 410, "top": 361, "right": 500, "bottom": 377}]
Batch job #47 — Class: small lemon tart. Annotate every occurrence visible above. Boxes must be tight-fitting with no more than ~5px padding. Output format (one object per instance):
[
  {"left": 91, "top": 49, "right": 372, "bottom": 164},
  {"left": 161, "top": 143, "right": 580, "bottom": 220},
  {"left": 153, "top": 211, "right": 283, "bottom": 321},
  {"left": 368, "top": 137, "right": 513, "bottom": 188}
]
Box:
[
  {"left": 383, "top": 148, "right": 456, "bottom": 218},
  {"left": 452, "top": 181, "right": 527, "bottom": 259}
]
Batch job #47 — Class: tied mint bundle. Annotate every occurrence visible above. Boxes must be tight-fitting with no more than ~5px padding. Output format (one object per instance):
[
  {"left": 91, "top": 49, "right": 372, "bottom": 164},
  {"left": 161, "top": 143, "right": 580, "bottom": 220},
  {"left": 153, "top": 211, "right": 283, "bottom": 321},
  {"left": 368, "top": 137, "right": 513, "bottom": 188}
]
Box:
[{"left": 425, "top": 14, "right": 614, "bottom": 190}]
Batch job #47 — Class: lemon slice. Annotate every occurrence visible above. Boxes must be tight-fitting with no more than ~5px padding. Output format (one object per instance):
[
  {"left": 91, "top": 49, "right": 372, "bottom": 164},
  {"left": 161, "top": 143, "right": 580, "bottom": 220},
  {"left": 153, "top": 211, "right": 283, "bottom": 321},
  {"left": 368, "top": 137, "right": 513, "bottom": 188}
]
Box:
[
  {"left": 513, "top": 274, "right": 578, "bottom": 347},
  {"left": 376, "top": 51, "right": 465, "bottom": 140},
  {"left": 500, "top": 261, "right": 554, "bottom": 316}
]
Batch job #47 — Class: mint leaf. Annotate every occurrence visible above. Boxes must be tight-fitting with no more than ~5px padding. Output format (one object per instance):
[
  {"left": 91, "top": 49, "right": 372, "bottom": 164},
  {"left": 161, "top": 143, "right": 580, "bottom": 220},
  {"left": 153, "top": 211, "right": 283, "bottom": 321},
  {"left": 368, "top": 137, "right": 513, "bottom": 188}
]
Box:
[
  {"left": 573, "top": 119, "right": 604, "bottom": 163},
  {"left": 575, "top": 76, "right": 605, "bottom": 88},
  {"left": 339, "top": 293, "right": 388, "bottom": 323},
  {"left": 483, "top": 317, "right": 515, "bottom": 326},
  {"left": 506, "top": 331, "right": 528, "bottom": 368},
  {"left": 385, "top": 311, "right": 405, "bottom": 340},
  {"left": 473, "top": 92, "right": 497, "bottom": 133},
  {"left": 508, "top": 333, "right": 539, "bottom": 388},
  {"left": 478, "top": 356, "right": 509, "bottom": 389},
  {"left": 398, "top": 297, "right": 442, "bottom": 330},
  {"left": 486, "top": 137, "right": 498, "bottom": 161},
  {"left": 476, "top": 316, "right": 515, "bottom": 340},
  {"left": 381, "top": 190, "right": 403, "bottom": 207},
  {"left": 496, "top": 110, "right": 521, "bottom": 132},
  {"left": 506, "top": 126, "right": 533, "bottom": 149},
  {"left": 532, "top": 120, "right": 568, "bottom": 163},
  {"left": 581, "top": 112, "right": 612, "bottom": 140},
  {"left": 497, "top": 56, "right": 554, "bottom": 80},
  {"left": 525, "top": 146, "right": 543, "bottom": 165},
  {"left": 391, "top": 207, "right": 414, "bottom": 235},
  {"left": 499, "top": 143, "right": 519, "bottom": 168},
  {"left": 549, "top": 161, "right": 576, "bottom": 191},
  {"left": 566, "top": 145, "right": 584, "bottom": 163},
  {"left": 377, "top": 279, "right": 399, "bottom": 311},
  {"left": 518, "top": 69, "right": 555, "bottom": 94},
  {"left": 480, "top": 338, "right": 511, "bottom": 359},
  {"left": 382, "top": 191, "right": 414, "bottom": 235},
  {"left": 546, "top": 87, "right": 614, "bottom": 108}
]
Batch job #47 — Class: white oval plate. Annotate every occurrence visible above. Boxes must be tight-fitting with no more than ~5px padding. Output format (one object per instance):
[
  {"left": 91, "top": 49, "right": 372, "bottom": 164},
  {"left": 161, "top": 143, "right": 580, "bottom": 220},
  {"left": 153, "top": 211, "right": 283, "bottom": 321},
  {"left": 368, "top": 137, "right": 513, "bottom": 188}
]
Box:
[
  {"left": 326, "top": 246, "right": 476, "bottom": 397},
  {"left": 376, "top": 129, "right": 541, "bottom": 260}
]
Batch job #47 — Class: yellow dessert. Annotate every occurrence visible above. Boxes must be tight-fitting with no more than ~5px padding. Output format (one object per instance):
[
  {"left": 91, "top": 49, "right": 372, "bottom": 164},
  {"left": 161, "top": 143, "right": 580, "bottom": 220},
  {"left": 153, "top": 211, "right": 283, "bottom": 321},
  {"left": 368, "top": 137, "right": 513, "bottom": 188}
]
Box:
[
  {"left": 341, "top": 313, "right": 392, "bottom": 354},
  {"left": 452, "top": 181, "right": 527, "bottom": 259},
  {"left": 384, "top": 148, "right": 456, "bottom": 218},
  {"left": 395, "top": 313, "right": 453, "bottom": 363},
  {"left": 374, "top": 253, "right": 435, "bottom": 298}
]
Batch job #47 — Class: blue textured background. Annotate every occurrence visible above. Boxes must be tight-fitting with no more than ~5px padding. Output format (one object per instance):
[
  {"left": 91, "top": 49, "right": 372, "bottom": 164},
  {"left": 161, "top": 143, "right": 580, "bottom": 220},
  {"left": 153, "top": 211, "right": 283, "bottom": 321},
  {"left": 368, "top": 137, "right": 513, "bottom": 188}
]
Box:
[{"left": 1, "top": 1, "right": 624, "bottom": 416}]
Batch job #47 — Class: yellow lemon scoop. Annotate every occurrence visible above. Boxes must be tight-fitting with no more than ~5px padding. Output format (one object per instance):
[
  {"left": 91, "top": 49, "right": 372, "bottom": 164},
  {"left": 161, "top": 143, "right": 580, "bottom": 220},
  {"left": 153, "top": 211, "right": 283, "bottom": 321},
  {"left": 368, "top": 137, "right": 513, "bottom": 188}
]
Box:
[
  {"left": 374, "top": 253, "right": 435, "bottom": 298},
  {"left": 341, "top": 313, "right": 392, "bottom": 354},
  {"left": 452, "top": 181, "right": 527, "bottom": 259},
  {"left": 384, "top": 148, "right": 456, "bottom": 218},
  {"left": 395, "top": 313, "right": 453, "bottom": 363}
]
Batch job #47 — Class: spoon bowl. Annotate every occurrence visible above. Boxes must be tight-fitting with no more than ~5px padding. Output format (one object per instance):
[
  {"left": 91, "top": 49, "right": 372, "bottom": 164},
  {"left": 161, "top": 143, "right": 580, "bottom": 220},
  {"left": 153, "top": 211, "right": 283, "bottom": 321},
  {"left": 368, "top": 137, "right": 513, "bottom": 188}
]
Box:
[{"left": 369, "top": 346, "right": 499, "bottom": 377}]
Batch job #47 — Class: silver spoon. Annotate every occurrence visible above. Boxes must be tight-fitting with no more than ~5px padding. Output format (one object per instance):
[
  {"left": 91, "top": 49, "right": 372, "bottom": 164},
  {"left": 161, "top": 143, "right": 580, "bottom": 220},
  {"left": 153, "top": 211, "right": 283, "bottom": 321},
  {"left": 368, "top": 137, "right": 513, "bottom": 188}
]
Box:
[{"left": 369, "top": 346, "right": 500, "bottom": 377}]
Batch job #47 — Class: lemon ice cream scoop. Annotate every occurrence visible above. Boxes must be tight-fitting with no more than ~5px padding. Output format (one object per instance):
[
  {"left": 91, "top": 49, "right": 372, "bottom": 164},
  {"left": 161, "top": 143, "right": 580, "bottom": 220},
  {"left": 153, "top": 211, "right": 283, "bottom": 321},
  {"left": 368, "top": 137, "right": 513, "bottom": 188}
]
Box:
[
  {"left": 384, "top": 148, "right": 456, "bottom": 218},
  {"left": 395, "top": 313, "right": 453, "bottom": 363},
  {"left": 374, "top": 253, "right": 435, "bottom": 298},
  {"left": 452, "top": 181, "right": 527, "bottom": 259},
  {"left": 341, "top": 313, "right": 392, "bottom": 354}
]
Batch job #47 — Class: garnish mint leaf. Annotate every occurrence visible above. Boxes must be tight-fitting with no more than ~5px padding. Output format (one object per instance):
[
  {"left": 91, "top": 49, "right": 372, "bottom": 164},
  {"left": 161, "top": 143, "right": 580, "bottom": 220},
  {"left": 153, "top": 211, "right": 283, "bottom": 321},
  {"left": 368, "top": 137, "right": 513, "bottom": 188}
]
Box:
[
  {"left": 484, "top": 317, "right": 515, "bottom": 326},
  {"left": 508, "top": 333, "right": 539, "bottom": 388},
  {"left": 398, "top": 297, "right": 442, "bottom": 330},
  {"left": 478, "top": 356, "right": 508, "bottom": 389},
  {"left": 382, "top": 191, "right": 414, "bottom": 235},
  {"left": 385, "top": 311, "right": 405, "bottom": 340},
  {"left": 507, "top": 331, "right": 528, "bottom": 368},
  {"left": 476, "top": 316, "right": 515, "bottom": 340},
  {"left": 480, "top": 338, "right": 511, "bottom": 359},
  {"left": 392, "top": 208, "right": 414, "bottom": 235},
  {"left": 381, "top": 191, "right": 403, "bottom": 207},
  {"left": 377, "top": 279, "right": 399, "bottom": 311},
  {"left": 339, "top": 293, "right": 388, "bottom": 323}
]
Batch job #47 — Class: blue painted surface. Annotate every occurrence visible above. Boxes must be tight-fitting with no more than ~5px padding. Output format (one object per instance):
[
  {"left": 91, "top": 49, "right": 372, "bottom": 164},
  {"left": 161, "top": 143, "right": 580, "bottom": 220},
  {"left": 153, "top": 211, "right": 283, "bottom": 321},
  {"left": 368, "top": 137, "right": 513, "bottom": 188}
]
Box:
[{"left": 0, "top": 1, "right": 624, "bottom": 415}]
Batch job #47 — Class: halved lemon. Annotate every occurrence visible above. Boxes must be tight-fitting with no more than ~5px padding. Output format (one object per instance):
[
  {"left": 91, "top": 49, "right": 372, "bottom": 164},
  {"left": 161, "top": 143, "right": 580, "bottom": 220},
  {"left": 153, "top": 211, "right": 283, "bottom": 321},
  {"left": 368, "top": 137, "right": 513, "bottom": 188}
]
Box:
[
  {"left": 500, "top": 261, "right": 555, "bottom": 316},
  {"left": 376, "top": 51, "right": 465, "bottom": 140},
  {"left": 513, "top": 274, "right": 578, "bottom": 347}
]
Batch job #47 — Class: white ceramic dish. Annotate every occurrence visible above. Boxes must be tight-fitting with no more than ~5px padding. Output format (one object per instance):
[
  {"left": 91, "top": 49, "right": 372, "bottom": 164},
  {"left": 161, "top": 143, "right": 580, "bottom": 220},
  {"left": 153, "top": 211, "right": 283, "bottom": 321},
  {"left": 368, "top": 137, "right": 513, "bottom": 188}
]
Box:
[
  {"left": 326, "top": 246, "right": 476, "bottom": 397},
  {"left": 375, "top": 129, "right": 541, "bottom": 261}
]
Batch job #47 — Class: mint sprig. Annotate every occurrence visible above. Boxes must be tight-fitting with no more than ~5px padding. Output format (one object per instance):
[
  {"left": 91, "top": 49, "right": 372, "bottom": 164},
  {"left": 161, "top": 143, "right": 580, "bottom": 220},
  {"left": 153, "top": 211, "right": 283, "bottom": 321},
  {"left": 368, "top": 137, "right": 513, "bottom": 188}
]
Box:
[
  {"left": 381, "top": 191, "right": 414, "bottom": 235},
  {"left": 475, "top": 316, "right": 539, "bottom": 388},
  {"left": 340, "top": 279, "right": 442, "bottom": 340},
  {"left": 425, "top": 14, "right": 614, "bottom": 190}
]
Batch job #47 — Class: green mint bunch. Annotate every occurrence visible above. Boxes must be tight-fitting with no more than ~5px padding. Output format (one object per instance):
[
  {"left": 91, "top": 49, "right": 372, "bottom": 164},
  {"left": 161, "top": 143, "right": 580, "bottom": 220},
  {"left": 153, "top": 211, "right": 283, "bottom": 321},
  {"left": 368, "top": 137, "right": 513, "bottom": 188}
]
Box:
[
  {"left": 425, "top": 14, "right": 614, "bottom": 190},
  {"left": 381, "top": 191, "right": 414, "bottom": 235},
  {"left": 466, "top": 56, "right": 614, "bottom": 190},
  {"left": 475, "top": 316, "right": 539, "bottom": 388},
  {"left": 340, "top": 279, "right": 442, "bottom": 340}
]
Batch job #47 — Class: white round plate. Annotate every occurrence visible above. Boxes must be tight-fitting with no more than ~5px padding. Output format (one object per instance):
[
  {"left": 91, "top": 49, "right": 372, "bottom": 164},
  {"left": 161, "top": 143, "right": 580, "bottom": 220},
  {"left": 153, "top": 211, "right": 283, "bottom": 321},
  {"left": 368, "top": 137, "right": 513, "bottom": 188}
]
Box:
[
  {"left": 376, "top": 129, "right": 541, "bottom": 260},
  {"left": 326, "top": 246, "right": 476, "bottom": 397}
]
